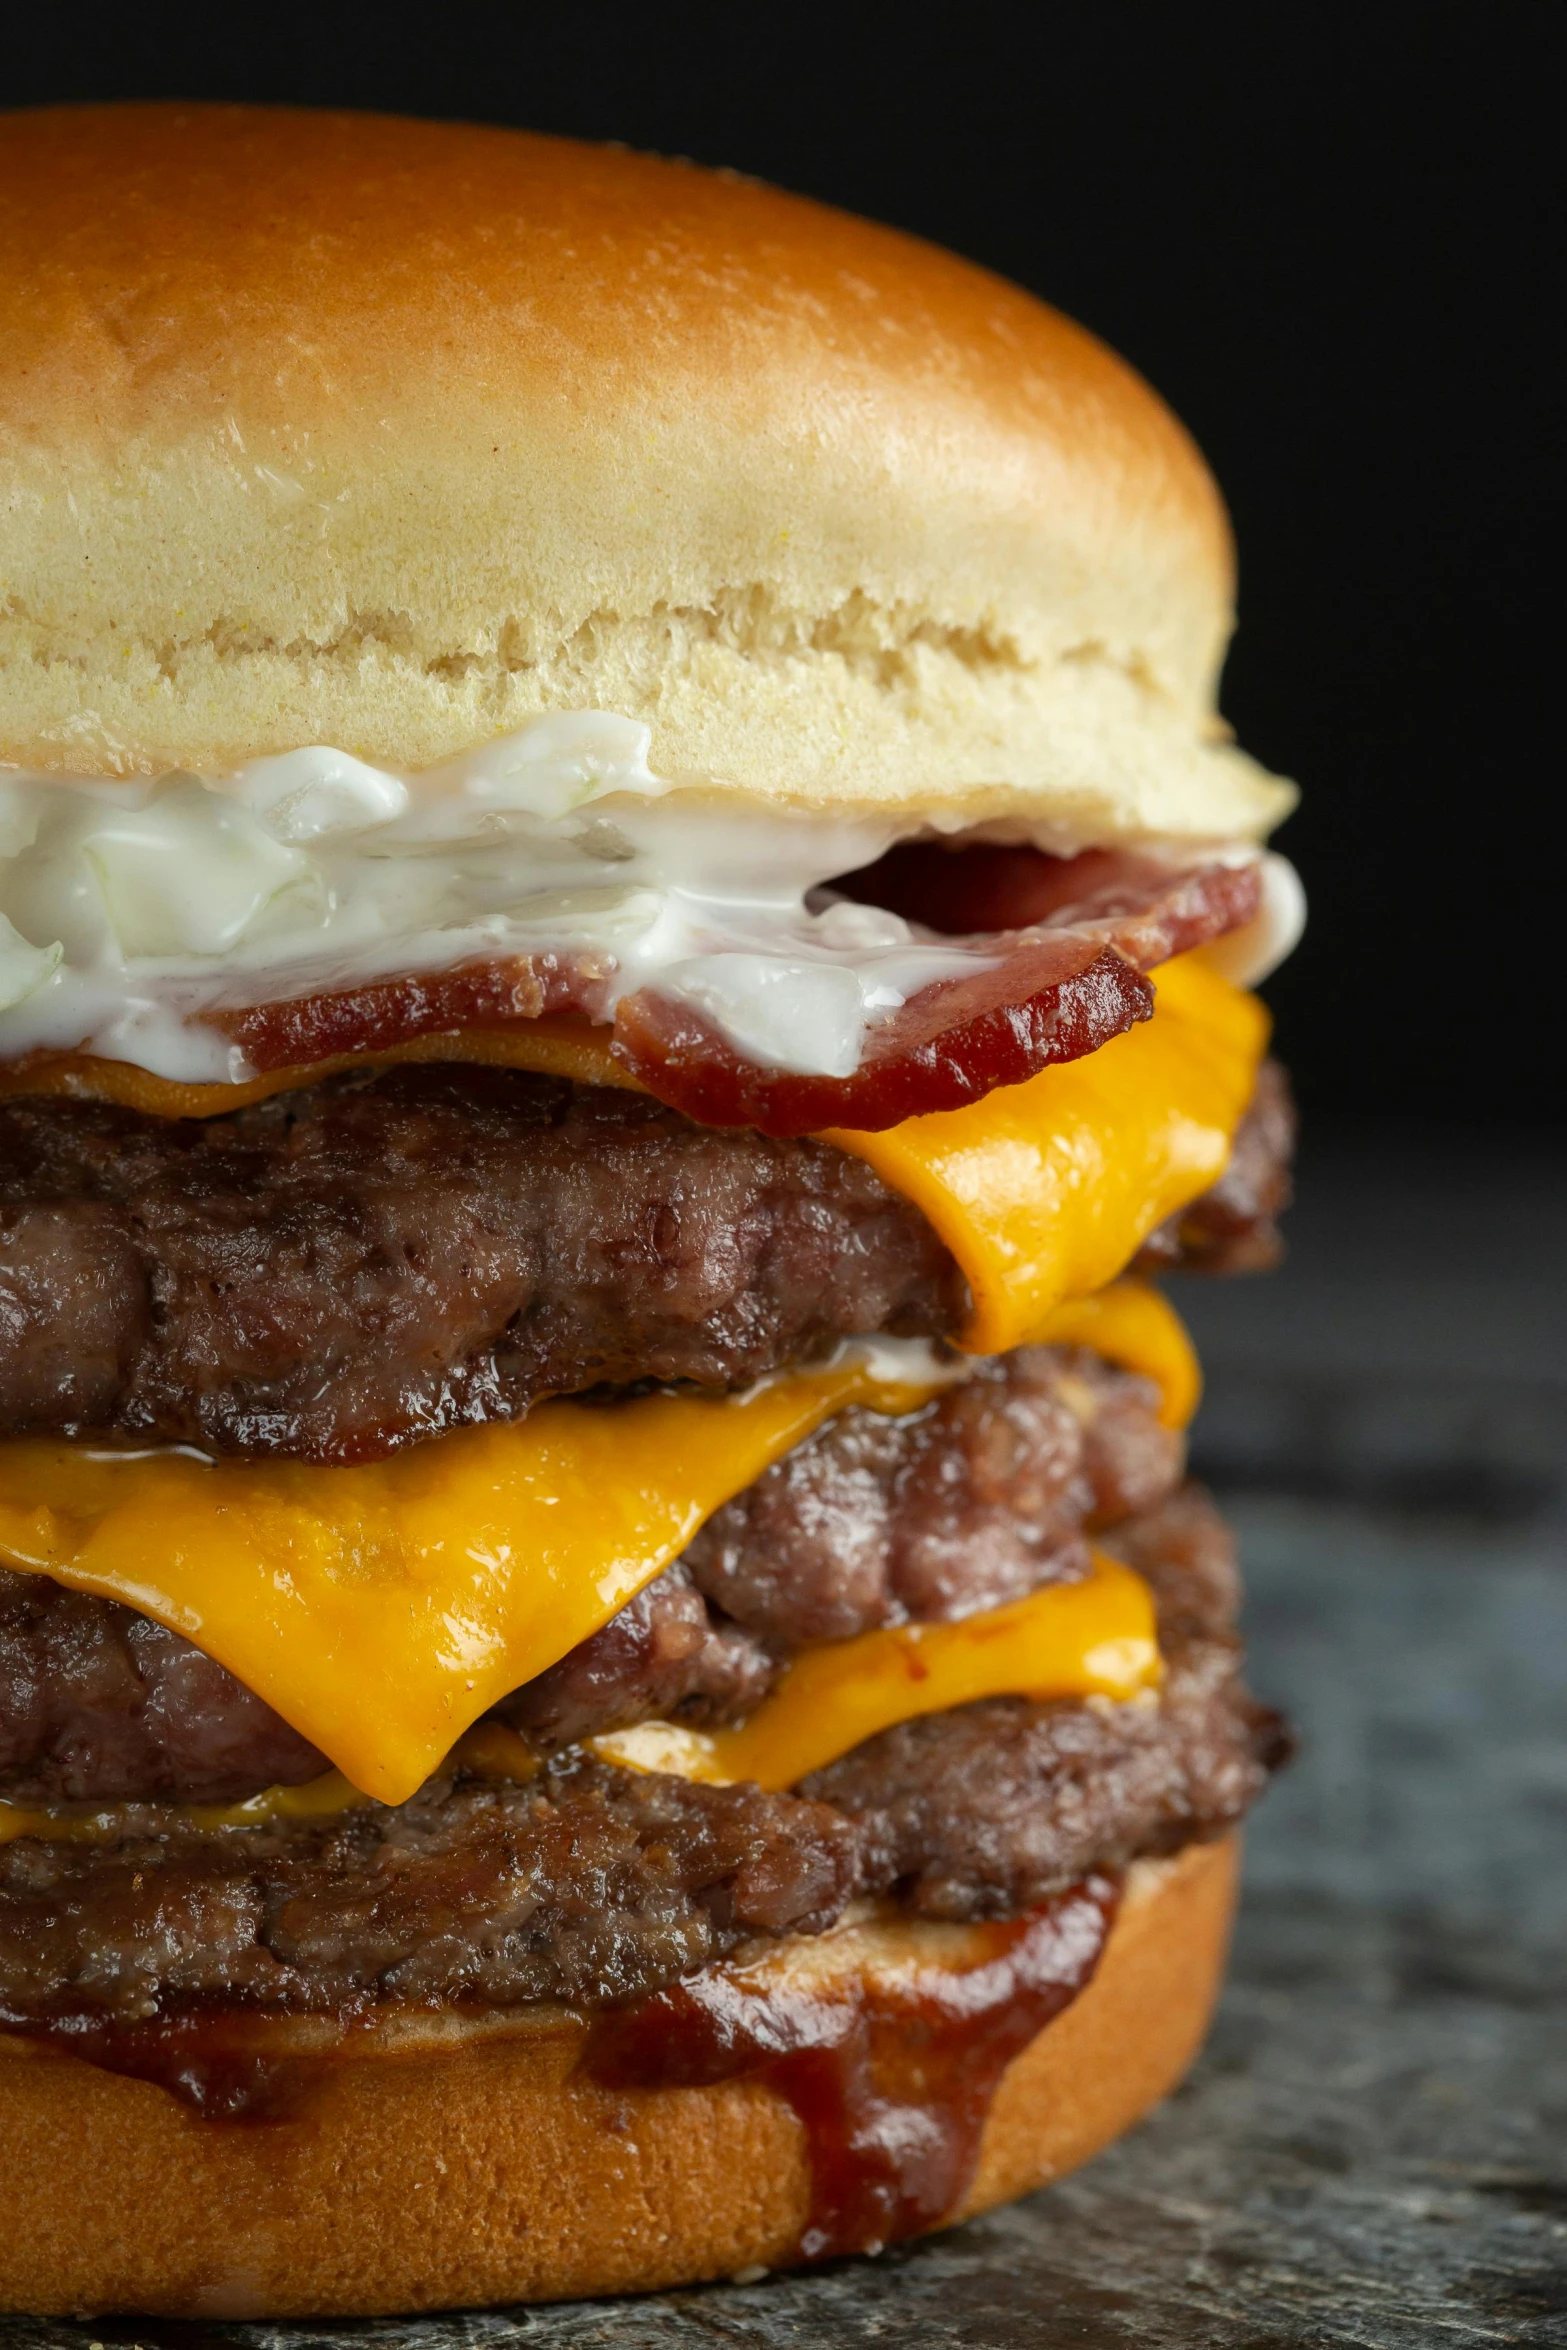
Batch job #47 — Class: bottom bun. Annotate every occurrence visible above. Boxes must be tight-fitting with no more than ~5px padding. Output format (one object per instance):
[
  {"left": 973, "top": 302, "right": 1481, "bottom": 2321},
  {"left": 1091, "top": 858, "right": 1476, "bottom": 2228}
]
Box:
[{"left": 0, "top": 1834, "right": 1237, "bottom": 2319}]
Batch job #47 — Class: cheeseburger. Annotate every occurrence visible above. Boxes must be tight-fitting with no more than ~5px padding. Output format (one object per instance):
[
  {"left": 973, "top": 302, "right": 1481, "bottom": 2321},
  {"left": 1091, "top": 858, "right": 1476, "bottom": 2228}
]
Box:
[{"left": 0, "top": 105, "right": 1302, "bottom": 2316}]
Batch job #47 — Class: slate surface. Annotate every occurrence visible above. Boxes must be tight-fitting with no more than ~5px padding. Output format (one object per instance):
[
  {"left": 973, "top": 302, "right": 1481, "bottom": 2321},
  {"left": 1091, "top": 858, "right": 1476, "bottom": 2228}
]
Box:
[{"left": 5, "top": 1129, "right": 1564, "bottom": 2349}]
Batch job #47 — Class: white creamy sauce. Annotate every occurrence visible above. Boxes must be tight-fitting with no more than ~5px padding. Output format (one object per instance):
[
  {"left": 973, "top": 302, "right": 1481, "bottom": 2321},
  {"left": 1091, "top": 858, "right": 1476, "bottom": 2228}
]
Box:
[
  {"left": 1201, "top": 851, "right": 1307, "bottom": 990},
  {"left": 0, "top": 715, "right": 982, "bottom": 1081},
  {"left": 0, "top": 711, "right": 1301, "bottom": 1082},
  {"left": 824, "top": 1332, "right": 975, "bottom": 1389}
]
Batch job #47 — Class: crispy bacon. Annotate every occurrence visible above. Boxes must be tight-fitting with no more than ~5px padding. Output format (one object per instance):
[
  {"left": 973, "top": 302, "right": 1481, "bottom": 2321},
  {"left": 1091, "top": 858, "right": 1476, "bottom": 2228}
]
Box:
[
  {"left": 840, "top": 843, "right": 1256, "bottom": 949},
  {"left": 212, "top": 853, "right": 1259, "bottom": 1138},
  {"left": 612, "top": 856, "right": 1259, "bottom": 1135},
  {"left": 218, "top": 951, "right": 616, "bottom": 1072},
  {"left": 614, "top": 937, "right": 1151, "bottom": 1135}
]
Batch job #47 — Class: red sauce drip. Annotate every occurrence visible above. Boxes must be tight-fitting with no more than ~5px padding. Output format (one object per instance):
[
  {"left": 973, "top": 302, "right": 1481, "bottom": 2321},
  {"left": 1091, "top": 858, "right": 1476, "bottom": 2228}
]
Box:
[
  {"left": 1, "top": 2007, "right": 345, "bottom": 2119},
  {"left": 586, "top": 1876, "right": 1119, "bottom": 2261}
]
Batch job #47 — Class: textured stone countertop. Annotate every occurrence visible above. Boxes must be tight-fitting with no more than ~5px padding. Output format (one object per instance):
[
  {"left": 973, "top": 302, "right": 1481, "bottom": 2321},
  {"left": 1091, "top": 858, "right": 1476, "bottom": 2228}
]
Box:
[{"left": 5, "top": 1128, "right": 1564, "bottom": 2348}]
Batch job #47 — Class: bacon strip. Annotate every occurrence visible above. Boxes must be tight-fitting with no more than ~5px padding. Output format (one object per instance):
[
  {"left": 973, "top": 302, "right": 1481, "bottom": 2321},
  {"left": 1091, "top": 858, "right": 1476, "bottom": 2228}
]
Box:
[
  {"left": 213, "top": 854, "right": 1260, "bottom": 1138},
  {"left": 839, "top": 843, "right": 1256, "bottom": 947},
  {"left": 614, "top": 937, "right": 1150, "bottom": 1134},
  {"left": 219, "top": 952, "right": 616, "bottom": 1072},
  {"left": 611, "top": 857, "right": 1260, "bottom": 1135}
]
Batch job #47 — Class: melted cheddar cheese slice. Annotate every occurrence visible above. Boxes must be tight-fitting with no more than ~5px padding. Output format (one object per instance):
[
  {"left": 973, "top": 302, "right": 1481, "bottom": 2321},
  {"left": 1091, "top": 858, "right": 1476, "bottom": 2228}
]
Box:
[
  {"left": 590, "top": 1549, "right": 1158, "bottom": 1789},
  {"left": 1029, "top": 1277, "right": 1200, "bottom": 1429},
  {"left": 0, "top": 1352, "right": 943, "bottom": 1808},
  {"left": 827, "top": 951, "right": 1267, "bottom": 1352}
]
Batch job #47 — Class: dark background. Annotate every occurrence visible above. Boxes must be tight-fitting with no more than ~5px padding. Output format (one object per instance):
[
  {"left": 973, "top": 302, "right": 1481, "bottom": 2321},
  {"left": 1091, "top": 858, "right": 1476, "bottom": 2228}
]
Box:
[{"left": 3, "top": 5, "right": 1558, "bottom": 1127}]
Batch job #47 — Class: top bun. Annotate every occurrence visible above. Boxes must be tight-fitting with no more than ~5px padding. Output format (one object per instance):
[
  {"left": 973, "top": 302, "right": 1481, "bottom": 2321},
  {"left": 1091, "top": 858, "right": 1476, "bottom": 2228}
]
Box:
[{"left": 0, "top": 104, "right": 1291, "bottom": 844}]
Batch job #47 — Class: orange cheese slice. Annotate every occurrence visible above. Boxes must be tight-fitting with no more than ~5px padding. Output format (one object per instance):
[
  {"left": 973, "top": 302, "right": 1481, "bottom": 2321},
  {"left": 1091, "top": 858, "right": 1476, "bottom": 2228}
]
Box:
[
  {"left": 825, "top": 951, "right": 1267, "bottom": 1353},
  {"left": 589, "top": 1548, "right": 1159, "bottom": 1790},
  {"left": 0, "top": 1352, "right": 945, "bottom": 1808},
  {"left": 1029, "top": 1278, "right": 1200, "bottom": 1430}
]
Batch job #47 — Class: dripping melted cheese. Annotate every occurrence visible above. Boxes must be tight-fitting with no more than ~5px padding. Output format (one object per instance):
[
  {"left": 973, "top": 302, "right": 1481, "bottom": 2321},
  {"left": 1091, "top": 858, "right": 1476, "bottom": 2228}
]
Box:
[
  {"left": 826, "top": 951, "right": 1267, "bottom": 1354},
  {"left": 0, "top": 1350, "right": 949, "bottom": 1808},
  {"left": 590, "top": 1549, "right": 1159, "bottom": 1788}
]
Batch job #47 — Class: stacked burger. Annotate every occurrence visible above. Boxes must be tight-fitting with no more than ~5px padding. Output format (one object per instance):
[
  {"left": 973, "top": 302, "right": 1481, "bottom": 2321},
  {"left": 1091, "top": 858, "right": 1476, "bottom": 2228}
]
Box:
[{"left": 0, "top": 106, "right": 1300, "bottom": 2316}]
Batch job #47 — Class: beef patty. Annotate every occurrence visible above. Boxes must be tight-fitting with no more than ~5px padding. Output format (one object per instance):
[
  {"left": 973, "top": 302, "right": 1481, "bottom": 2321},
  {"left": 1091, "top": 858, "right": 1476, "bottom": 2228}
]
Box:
[
  {"left": 0, "top": 1488, "right": 1285, "bottom": 2032},
  {"left": 0, "top": 1057, "right": 1290, "bottom": 1463},
  {"left": 0, "top": 1067, "right": 960, "bottom": 1461},
  {"left": 1, "top": 1344, "right": 1182, "bottom": 1805}
]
